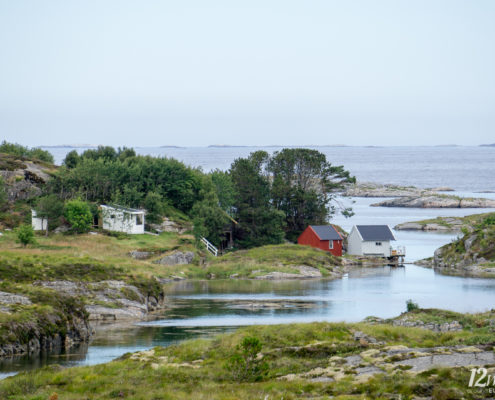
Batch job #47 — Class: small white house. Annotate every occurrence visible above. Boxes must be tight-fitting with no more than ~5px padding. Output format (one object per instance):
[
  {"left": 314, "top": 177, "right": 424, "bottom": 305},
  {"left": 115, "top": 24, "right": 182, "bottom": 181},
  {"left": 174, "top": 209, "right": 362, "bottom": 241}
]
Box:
[
  {"left": 100, "top": 205, "right": 145, "bottom": 234},
  {"left": 31, "top": 209, "right": 47, "bottom": 231},
  {"left": 347, "top": 225, "right": 396, "bottom": 257}
]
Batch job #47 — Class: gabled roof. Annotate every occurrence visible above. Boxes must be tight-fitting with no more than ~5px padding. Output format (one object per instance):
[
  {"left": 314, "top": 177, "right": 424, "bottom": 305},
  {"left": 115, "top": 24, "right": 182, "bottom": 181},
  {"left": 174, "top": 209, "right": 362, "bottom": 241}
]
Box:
[
  {"left": 310, "top": 225, "right": 342, "bottom": 241},
  {"left": 101, "top": 204, "right": 144, "bottom": 214},
  {"left": 355, "top": 225, "right": 395, "bottom": 241}
]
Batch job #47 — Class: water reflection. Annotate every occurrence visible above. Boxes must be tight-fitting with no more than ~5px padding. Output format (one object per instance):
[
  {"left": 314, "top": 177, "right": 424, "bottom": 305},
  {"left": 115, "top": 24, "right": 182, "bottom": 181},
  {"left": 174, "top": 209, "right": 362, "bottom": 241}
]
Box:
[{"left": 1, "top": 265, "right": 494, "bottom": 378}]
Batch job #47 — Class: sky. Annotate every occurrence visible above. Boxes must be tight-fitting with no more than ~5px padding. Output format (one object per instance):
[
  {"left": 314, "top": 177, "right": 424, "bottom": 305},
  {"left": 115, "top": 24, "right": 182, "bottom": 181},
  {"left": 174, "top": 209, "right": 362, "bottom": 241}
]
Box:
[{"left": 0, "top": 0, "right": 494, "bottom": 147}]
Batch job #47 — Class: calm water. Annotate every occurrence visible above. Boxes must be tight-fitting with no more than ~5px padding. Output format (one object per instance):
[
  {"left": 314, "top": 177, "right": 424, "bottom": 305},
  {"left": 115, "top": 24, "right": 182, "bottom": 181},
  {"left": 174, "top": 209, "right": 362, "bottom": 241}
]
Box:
[
  {"left": 2, "top": 145, "right": 492, "bottom": 378},
  {"left": 44, "top": 145, "right": 495, "bottom": 191},
  {"left": 2, "top": 266, "right": 494, "bottom": 379}
]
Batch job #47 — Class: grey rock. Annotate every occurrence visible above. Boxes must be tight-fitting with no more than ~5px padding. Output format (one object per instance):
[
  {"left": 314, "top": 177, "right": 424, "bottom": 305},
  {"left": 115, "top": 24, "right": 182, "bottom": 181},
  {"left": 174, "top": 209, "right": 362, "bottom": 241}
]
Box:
[
  {"left": 254, "top": 266, "right": 322, "bottom": 280},
  {"left": 464, "top": 234, "right": 478, "bottom": 251},
  {"left": 0, "top": 291, "right": 32, "bottom": 305},
  {"left": 372, "top": 196, "right": 495, "bottom": 208},
  {"left": 129, "top": 250, "right": 154, "bottom": 260},
  {"left": 154, "top": 251, "right": 194, "bottom": 265}
]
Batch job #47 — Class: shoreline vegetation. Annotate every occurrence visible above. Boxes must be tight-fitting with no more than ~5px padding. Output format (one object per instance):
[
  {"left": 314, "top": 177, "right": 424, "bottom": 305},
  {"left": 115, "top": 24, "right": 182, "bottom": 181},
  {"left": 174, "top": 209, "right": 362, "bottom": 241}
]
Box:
[
  {"left": 0, "top": 307, "right": 494, "bottom": 399},
  {"left": 415, "top": 213, "right": 495, "bottom": 278}
]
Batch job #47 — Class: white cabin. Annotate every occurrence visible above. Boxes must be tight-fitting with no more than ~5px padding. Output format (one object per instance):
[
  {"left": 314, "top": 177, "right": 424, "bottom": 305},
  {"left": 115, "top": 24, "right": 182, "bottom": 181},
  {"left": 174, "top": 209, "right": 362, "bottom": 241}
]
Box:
[
  {"left": 347, "top": 225, "right": 397, "bottom": 257},
  {"left": 100, "top": 205, "right": 145, "bottom": 234},
  {"left": 31, "top": 209, "right": 47, "bottom": 231}
]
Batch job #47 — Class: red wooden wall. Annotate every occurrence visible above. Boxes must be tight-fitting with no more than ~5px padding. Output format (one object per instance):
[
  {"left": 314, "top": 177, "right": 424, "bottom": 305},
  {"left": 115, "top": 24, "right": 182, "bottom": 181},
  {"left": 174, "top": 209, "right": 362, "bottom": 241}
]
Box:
[{"left": 297, "top": 226, "right": 343, "bottom": 257}]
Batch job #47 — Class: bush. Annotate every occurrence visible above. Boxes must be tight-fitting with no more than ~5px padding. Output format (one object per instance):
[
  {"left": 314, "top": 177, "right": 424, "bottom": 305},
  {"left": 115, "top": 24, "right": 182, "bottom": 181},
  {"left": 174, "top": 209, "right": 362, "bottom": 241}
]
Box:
[
  {"left": 16, "top": 224, "right": 36, "bottom": 247},
  {"left": 64, "top": 199, "right": 93, "bottom": 233},
  {"left": 406, "top": 299, "right": 419, "bottom": 312},
  {"left": 227, "top": 336, "right": 268, "bottom": 382},
  {"left": 0, "top": 140, "right": 54, "bottom": 163}
]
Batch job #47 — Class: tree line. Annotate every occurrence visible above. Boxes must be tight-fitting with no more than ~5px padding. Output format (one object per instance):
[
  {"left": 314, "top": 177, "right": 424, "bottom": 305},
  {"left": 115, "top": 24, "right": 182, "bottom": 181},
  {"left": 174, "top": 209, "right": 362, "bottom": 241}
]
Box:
[{"left": 3, "top": 143, "right": 355, "bottom": 248}]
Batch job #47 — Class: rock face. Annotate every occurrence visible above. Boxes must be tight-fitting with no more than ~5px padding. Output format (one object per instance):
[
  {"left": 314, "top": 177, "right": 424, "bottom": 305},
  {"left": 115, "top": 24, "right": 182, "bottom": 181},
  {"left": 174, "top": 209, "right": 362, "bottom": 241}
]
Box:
[
  {"left": 154, "top": 251, "right": 194, "bottom": 266},
  {"left": 148, "top": 217, "right": 190, "bottom": 234},
  {"left": 0, "top": 315, "right": 92, "bottom": 358},
  {"left": 0, "top": 160, "right": 52, "bottom": 202},
  {"left": 35, "top": 280, "right": 164, "bottom": 321},
  {"left": 430, "top": 222, "right": 495, "bottom": 277},
  {"left": 372, "top": 196, "right": 495, "bottom": 208}
]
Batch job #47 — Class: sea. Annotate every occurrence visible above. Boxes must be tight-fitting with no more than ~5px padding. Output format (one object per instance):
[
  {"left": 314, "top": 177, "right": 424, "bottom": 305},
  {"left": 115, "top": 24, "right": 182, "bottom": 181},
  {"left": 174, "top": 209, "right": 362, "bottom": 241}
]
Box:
[{"left": 43, "top": 145, "right": 495, "bottom": 192}]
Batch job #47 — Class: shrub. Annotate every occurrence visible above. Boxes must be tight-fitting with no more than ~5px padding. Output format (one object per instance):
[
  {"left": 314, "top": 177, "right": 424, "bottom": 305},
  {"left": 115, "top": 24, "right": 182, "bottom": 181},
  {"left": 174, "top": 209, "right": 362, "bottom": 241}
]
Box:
[
  {"left": 64, "top": 199, "right": 93, "bottom": 233},
  {"left": 406, "top": 299, "right": 419, "bottom": 312},
  {"left": 227, "top": 336, "right": 268, "bottom": 382},
  {"left": 16, "top": 224, "right": 36, "bottom": 247},
  {"left": 0, "top": 140, "right": 54, "bottom": 163}
]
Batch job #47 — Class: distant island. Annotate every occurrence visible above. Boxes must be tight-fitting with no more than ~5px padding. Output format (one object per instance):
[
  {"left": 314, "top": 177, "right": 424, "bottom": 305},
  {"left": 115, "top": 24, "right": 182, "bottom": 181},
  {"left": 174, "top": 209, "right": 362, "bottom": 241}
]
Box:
[{"left": 480, "top": 143, "right": 495, "bottom": 147}]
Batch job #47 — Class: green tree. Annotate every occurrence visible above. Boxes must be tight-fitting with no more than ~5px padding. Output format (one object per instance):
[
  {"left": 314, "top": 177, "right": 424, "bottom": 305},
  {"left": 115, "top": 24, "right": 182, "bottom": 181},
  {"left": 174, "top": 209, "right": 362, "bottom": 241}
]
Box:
[
  {"left": 63, "top": 150, "right": 80, "bottom": 168},
  {"left": 227, "top": 336, "right": 268, "bottom": 382},
  {"left": 143, "top": 191, "right": 165, "bottom": 224},
  {"left": 64, "top": 199, "right": 93, "bottom": 233},
  {"left": 210, "top": 169, "right": 236, "bottom": 213},
  {"left": 268, "top": 148, "right": 355, "bottom": 241},
  {"left": 230, "top": 152, "right": 285, "bottom": 248},
  {"left": 0, "top": 141, "right": 54, "bottom": 163},
  {"left": 192, "top": 189, "right": 229, "bottom": 247},
  {"left": 35, "top": 195, "right": 64, "bottom": 235},
  {"left": 16, "top": 224, "right": 36, "bottom": 247}
]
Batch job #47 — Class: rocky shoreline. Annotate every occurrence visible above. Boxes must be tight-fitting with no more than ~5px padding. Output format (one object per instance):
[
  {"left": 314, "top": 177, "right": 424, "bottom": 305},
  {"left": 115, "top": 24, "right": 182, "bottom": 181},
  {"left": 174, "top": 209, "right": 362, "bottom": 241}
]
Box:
[
  {"left": 371, "top": 195, "right": 495, "bottom": 208},
  {"left": 0, "top": 279, "right": 166, "bottom": 359},
  {"left": 342, "top": 182, "right": 454, "bottom": 198}
]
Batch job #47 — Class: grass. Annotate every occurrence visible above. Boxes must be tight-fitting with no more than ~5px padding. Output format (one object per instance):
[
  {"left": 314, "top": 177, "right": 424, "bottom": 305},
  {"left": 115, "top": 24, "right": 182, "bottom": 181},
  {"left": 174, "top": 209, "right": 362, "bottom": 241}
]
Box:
[
  {"left": 400, "top": 212, "right": 495, "bottom": 230},
  {"left": 205, "top": 244, "right": 341, "bottom": 279},
  {"left": 0, "top": 309, "right": 493, "bottom": 399}
]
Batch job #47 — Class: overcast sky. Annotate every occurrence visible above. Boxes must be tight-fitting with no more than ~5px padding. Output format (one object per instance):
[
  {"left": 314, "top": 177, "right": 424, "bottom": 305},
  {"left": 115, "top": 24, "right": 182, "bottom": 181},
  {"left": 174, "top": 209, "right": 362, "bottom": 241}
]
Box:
[{"left": 1, "top": 0, "right": 494, "bottom": 147}]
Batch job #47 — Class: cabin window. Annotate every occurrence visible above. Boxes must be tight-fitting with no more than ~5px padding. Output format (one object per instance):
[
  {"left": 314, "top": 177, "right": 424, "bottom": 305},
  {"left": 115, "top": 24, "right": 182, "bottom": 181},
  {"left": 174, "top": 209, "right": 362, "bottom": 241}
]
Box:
[
  {"left": 136, "top": 214, "right": 143, "bottom": 225},
  {"left": 375, "top": 242, "right": 382, "bottom": 246},
  {"left": 329, "top": 241, "right": 334, "bottom": 249}
]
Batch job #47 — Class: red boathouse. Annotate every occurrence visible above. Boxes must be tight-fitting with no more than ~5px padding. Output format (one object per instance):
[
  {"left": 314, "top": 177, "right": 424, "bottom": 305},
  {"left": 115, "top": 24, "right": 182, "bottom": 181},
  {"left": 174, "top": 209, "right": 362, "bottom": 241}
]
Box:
[{"left": 297, "top": 225, "right": 343, "bottom": 256}]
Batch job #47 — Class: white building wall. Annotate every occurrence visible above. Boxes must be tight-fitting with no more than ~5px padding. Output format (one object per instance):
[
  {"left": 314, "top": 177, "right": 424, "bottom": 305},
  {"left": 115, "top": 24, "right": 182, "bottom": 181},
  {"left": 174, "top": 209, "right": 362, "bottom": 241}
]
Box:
[
  {"left": 31, "top": 209, "right": 47, "bottom": 231},
  {"left": 347, "top": 227, "right": 363, "bottom": 256},
  {"left": 361, "top": 241, "right": 391, "bottom": 257},
  {"left": 101, "top": 206, "right": 144, "bottom": 234}
]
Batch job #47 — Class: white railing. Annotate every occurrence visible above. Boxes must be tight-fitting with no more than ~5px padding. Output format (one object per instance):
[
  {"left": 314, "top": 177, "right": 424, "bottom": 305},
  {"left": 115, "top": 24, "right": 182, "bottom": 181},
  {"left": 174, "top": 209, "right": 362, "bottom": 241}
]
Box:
[
  {"left": 391, "top": 246, "right": 406, "bottom": 257},
  {"left": 201, "top": 237, "right": 218, "bottom": 257}
]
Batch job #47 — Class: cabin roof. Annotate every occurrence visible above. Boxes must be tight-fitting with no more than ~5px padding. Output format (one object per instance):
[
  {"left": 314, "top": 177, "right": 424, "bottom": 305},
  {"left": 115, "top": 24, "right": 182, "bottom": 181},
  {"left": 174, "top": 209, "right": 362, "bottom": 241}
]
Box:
[
  {"left": 101, "top": 204, "right": 144, "bottom": 214},
  {"left": 355, "top": 225, "right": 395, "bottom": 241},
  {"left": 310, "top": 225, "right": 342, "bottom": 241}
]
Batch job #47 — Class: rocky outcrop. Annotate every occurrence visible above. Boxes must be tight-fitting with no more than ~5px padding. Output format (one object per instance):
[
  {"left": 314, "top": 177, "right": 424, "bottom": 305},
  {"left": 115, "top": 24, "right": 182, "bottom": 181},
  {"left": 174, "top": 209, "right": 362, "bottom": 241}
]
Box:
[
  {"left": 254, "top": 265, "right": 323, "bottom": 280},
  {"left": 148, "top": 217, "right": 190, "bottom": 234},
  {"left": 429, "top": 218, "right": 495, "bottom": 277},
  {"left": 391, "top": 317, "right": 462, "bottom": 332},
  {"left": 0, "top": 159, "right": 52, "bottom": 202},
  {"left": 35, "top": 280, "right": 165, "bottom": 321},
  {"left": 0, "top": 316, "right": 92, "bottom": 357},
  {"left": 372, "top": 195, "right": 495, "bottom": 208},
  {"left": 154, "top": 251, "right": 194, "bottom": 266},
  {"left": 0, "top": 291, "right": 32, "bottom": 306},
  {"left": 342, "top": 182, "right": 454, "bottom": 198}
]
